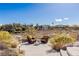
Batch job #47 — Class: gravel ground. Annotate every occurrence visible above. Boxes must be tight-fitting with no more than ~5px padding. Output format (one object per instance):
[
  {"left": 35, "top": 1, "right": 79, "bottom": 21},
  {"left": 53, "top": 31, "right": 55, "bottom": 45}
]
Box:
[{"left": 21, "top": 43, "right": 60, "bottom": 56}]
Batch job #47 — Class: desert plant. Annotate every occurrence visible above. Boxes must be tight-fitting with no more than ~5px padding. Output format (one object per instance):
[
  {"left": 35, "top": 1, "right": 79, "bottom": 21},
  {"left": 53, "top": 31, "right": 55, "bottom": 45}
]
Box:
[
  {"left": 0, "top": 31, "right": 24, "bottom": 56},
  {"left": 49, "top": 33, "right": 76, "bottom": 51},
  {"left": 10, "top": 43, "right": 17, "bottom": 48},
  {"left": 0, "top": 41, "right": 8, "bottom": 50},
  {"left": 0, "top": 31, "right": 12, "bottom": 46},
  {"left": 0, "top": 31, "right": 19, "bottom": 48},
  {"left": 27, "top": 35, "right": 36, "bottom": 44},
  {"left": 21, "top": 38, "right": 28, "bottom": 43},
  {"left": 41, "top": 36, "right": 49, "bottom": 44},
  {"left": 0, "top": 48, "right": 24, "bottom": 56},
  {"left": 19, "top": 50, "right": 25, "bottom": 56},
  {"left": 27, "top": 35, "right": 33, "bottom": 40},
  {"left": 23, "top": 26, "right": 37, "bottom": 44},
  {"left": 26, "top": 26, "right": 37, "bottom": 36}
]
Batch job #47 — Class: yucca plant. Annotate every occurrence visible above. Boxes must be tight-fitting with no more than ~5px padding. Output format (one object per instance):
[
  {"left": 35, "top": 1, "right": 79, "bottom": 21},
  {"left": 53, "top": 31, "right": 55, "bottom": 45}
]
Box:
[{"left": 49, "top": 33, "right": 76, "bottom": 51}]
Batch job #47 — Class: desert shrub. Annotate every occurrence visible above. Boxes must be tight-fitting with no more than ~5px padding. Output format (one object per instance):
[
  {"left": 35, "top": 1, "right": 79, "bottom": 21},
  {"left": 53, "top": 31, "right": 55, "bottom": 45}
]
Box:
[
  {"left": 21, "top": 38, "right": 28, "bottom": 43},
  {"left": 27, "top": 35, "right": 36, "bottom": 44},
  {"left": 5, "top": 49, "right": 19, "bottom": 56},
  {"left": 0, "top": 31, "right": 23, "bottom": 56},
  {"left": 23, "top": 27, "right": 37, "bottom": 44},
  {"left": 0, "top": 45, "right": 24, "bottom": 56},
  {"left": 0, "top": 41, "right": 8, "bottom": 50},
  {"left": 0, "top": 31, "right": 12, "bottom": 47},
  {"left": 49, "top": 33, "right": 76, "bottom": 51},
  {"left": 0, "top": 31, "right": 12, "bottom": 42},
  {"left": 41, "top": 36, "right": 49, "bottom": 44},
  {"left": 22, "top": 34, "right": 36, "bottom": 44},
  {"left": 11, "top": 43, "right": 17, "bottom": 48},
  {"left": 68, "top": 31, "right": 77, "bottom": 39},
  {"left": 0, "top": 31, "right": 19, "bottom": 48},
  {"left": 0, "top": 48, "right": 21, "bottom": 56},
  {"left": 19, "top": 50, "right": 25, "bottom": 56},
  {"left": 25, "top": 27, "right": 37, "bottom": 36},
  {"left": 27, "top": 35, "right": 33, "bottom": 40},
  {"left": 10, "top": 37, "right": 19, "bottom": 48}
]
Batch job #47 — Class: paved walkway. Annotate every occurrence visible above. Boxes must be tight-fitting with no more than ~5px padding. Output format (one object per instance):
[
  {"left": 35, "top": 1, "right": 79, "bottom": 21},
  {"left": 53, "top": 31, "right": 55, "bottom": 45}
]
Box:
[
  {"left": 20, "top": 43, "right": 60, "bottom": 56},
  {"left": 67, "top": 47, "right": 79, "bottom": 56}
]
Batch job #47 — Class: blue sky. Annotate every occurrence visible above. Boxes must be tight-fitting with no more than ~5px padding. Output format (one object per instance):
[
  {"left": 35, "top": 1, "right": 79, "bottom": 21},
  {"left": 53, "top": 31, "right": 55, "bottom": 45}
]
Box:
[{"left": 0, "top": 3, "right": 79, "bottom": 25}]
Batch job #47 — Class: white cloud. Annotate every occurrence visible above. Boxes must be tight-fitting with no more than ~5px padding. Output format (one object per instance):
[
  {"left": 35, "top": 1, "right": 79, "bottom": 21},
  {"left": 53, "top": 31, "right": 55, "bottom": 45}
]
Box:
[
  {"left": 64, "top": 18, "right": 69, "bottom": 20},
  {"left": 55, "top": 18, "right": 62, "bottom": 22},
  {"left": 0, "top": 24, "right": 2, "bottom": 26},
  {"left": 55, "top": 17, "right": 69, "bottom": 22}
]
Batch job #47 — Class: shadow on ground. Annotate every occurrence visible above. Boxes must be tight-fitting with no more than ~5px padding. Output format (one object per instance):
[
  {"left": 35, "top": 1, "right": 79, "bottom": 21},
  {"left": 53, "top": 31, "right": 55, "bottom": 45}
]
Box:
[{"left": 46, "top": 49, "right": 57, "bottom": 54}]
